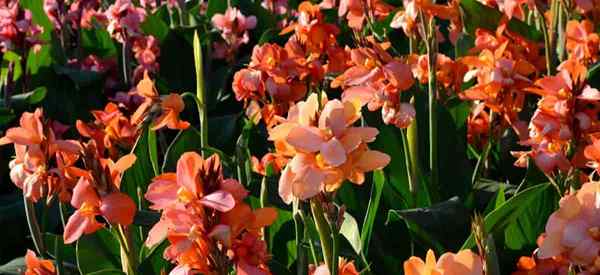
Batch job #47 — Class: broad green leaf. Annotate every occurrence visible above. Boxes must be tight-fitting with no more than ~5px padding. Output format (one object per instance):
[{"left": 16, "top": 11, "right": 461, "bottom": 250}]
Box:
[
  {"left": 133, "top": 210, "right": 161, "bottom": 227},
  {"left": 86, "top": 269, "right": 125, "bottom": 275},
  {"left": 361, "top": 170, "right": 385, "bottom": 256},
  {"left": 462, "top": 183, "right": 551, "bottom": 249},
  {"left": 121, "top": 127, "right": 156, "bottom": 209},
  {"left": 81, "top": 28, "right": 118, "bottom": 58},
  {"left": 141, "top": 7, "right": 170, "bottom": 42},
  {"left": 147, "top": 130, "right": 159, "bottom": 176},
  {"left": 340, "top": 212, "right": 362, "bottom": 255},
  {"left": 0, "top": 257, "right": 25, "bottom": 275},
  {"left": 387, "top": 197, "right": 470, "bottom": 250},
  {"left": 76, "top": 229, "right": 121, "bottom": 274},
  {"left": 460, "top": 0, "right": 543, "bottom": 41},
  {"left": 138, "top": 242, "right": 171, "bottom": 275},
  {"left": 162, "top": 127, "right": 203, "bottom": 172},
  {"left": 44, "top": 233, "right": 76, "bottom": 263},
  {"left": 206, "top": 0, "right": 228, "bottom": 18}
]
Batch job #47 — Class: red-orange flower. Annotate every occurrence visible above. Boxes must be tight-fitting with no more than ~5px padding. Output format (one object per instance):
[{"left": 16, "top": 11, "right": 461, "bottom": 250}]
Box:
[{"left": 24, "top": 249, "right": 56, "bottom": 275}]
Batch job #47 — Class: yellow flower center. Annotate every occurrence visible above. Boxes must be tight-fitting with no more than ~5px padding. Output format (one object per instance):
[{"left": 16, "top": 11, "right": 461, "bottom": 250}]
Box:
[{"left": 177, "top": 187, "right": 195, "bottom": 204}]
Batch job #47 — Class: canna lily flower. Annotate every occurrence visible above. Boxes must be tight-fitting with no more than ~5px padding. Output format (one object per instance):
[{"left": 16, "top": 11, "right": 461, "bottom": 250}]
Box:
[
  {"left": 1, "top": 109, "right": 82, "bottom": 202},
  {"left": 211, "top": 7, "right": 257, "bottom": 61},
  {"left": 280, "top": 2, "right": 340, "bottom": 56},
  {"left": 24, "top": 249, "right": 56, "bottom": 275},
  {"left": 566, "top": 20, "right": 600, "bottom": 64},
  {"left": 105, "top": 0, "right": 146, "bottom": 43},
  {"left": 538, "top": 181, "right": 600, "bottom": 269},
  {"left": 63, "top": 176, "right": 136, "bottom": 244},
  {"left": 131, "top": 72, "right": 190, "bottom": 131},
  {"left": 403, "top": 249, "right": 484, "bottom": 275},
  {"left": 310, "top": 258, "right": 360, "bottom": 275},
  {"left": 132, "top": 35, "right": 160, "bottom": 82},
  {"left": 269, "top": 94, "right": 390, "bottom": 204},
  {"left": 338, "top": 0, "right": 394, "bottom": 30}
]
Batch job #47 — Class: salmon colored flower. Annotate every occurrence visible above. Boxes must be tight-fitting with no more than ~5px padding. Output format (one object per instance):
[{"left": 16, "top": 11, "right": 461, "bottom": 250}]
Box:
[
  {"left": 211, "top": 7, "right": 256, "bottom": 61},
  {"left": 24, "top": 249, "right": 56, "bottom": 275},
  {"left": 145, "top": 152, "right": 275, "bottom": 275},
  {"left": 132, "top": 35, "right": 160, "bottom": 82},
  {"left": 63, "top": 176, "right": 136, "bottom": 244},
  {"left": 537, "top": 181, "right": 600, "bottom": 271},
  {"left": 338, "top": 0, "right": 393, "bottom": 30},
  {"left": 309, "top": 258, "right": 360, "bottom": 275},
  {"left": 1, "top": 109, "right": 82, "bottom": 202},
  {"left": 269, "top": 93, "right": 390, "bottom": 203},
  {"left": 251, "top": 153, "right": 288, "bottom": 176},
  {"left": 566, "top": 20, "right": 600, "bottom": 64},
  {"left": 105, "top": 0, "right": 146, "bottom": 43},
  {"left": 280, "top": 2, "right": 340, "bottom": 56},
  {"left": 131, "top": 72, "right": 190, "bottom": 131},
  {"left": 403, "top": 249, "right": 484, "bottom": 275}
]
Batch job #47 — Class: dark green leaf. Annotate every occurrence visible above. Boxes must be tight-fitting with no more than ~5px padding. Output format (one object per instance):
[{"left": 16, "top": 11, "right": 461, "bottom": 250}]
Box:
[
  {"left": 76, "top": 229, "right": 121, "bottom": 274},
  {"left": 462, "top": 183, "right": 551, "bottom": 249},
  {"left": 121, "top": 127, "right": 156, "bottom": 209},
  {"left": 361, "top": 170, "right": 385, "bottom": 256}
]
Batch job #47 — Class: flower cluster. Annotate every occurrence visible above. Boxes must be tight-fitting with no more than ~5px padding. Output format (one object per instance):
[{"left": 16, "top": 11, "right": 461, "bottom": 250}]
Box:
[
  {"left": 0, "top": 109, "right": 81, "bottom": 203},
  {"left": 268, "top": 93, "right": 390, "bottom": 203},
  {"left": 211, "top": 7, "right": 257, "bottom": 61},
  {"left": 144, "top": 152, "right": 277, "bottom": 275},
  {"left": 0, "top": 0, "right": 43, "bottom": 52}
]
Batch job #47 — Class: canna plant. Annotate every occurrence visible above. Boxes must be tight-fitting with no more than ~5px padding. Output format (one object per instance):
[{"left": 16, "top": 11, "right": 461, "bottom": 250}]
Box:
[{"left": 2, "top": 0, "right": 600, "bottom": 274}]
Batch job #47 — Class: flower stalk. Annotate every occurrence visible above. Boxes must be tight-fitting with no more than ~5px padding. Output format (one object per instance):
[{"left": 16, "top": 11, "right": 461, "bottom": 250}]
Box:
[
  {"left": 24, "top": 195, "right": 45, "bottom": 257},
  {"left": 310, "top": 199, "right": 334, "bottom": 273},
  {"left": 193, "top": 31, "right": 208, "bottom": 157}
]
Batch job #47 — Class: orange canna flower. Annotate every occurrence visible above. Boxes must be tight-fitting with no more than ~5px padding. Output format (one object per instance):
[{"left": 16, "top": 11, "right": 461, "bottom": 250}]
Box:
[
  {"left": 403, "top": 249, "right": 484, "bottom": 275},
  {"left": 24, "top": 249, "right": 56, "bottom": 275},
  {"left": 537, "top": 181, "right": 600, "bottom": 271},
  {"left": 269, "top": 93, "right": 390, "bottom": 203},
  {"left": 566, "top": 20, "right": 600, "bottom": 64},
  {"left": 131, "top": 71, "right": 189, "bottom": 131},
  {"left": 338, "top": 0, "right": 393, "bottom": 30},
  {"left": 63, "top": 176, "right": 136, "bottom": 243},
  {"left": 511, "top": 255, "right": 569, "bottom": 275}
]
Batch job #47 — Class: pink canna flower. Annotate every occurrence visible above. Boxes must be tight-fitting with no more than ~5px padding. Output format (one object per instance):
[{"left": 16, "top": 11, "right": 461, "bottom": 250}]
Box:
[
  {"left": 63, "top": 176, "right": 136, "bottom": 244},
  {"left": 538, "top": 181, "right": 600, "bottom": 270},
  {"left": 269, "top": 93, "right": 390, "bottom": 204},
  {"left": 211, "top": 7, "right": 257, "bottom": 61},
  {"left": 132, "top": 35, "right": 160, "bottom": 82},
  {"left": 403, "top": 249, "right": 484, "bottom": 275},
  {"left": 105, "top": 0, "right": 146, "bottom": 43}
]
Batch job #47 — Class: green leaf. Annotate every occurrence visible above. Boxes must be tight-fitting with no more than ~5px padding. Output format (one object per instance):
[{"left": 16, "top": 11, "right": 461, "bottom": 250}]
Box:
[
  {"left": 0, "top": 257, "right": 25, "bottom": 275},
  {"left": 461, "top": 183, "right": 551, "bottom": 249},
  {"left": 54, "top": 65, "right": 103, "bottom": 88},
  {"left": 147, "top": 130, "right": 159, "bottom": 176},
  {"left": 133, "top": 210, "right": 161, "bottom": 227},
  {"left": 80, "top": 28, "right": 118, "bottom": 58},
  {"left": 76, "top": 229, "right": 122, "bottom": 274},
  {"left": 1, "top": 87, "right": 47, "bottom": 110},
  {"left": 44, "top": 233, "right": 76, "bottom": 263},
  {"left": 460, "top": 0, "right": 543, "bottom": 41},
  {"left": 121, "top": 127, "right": 156, "bottom": 209},
  {"left": 387, "top": 197, "right": 470, "bottom": 250},
  {"left": 206, "top": 0, "right": 228, "bottom": 18},
  {"left": 340, "top": 212, "right": 362, "bottom": 255},
  {"left": 162, "top": 127, "right": 203, "bottom": 172},
  {"left": 361, "top": 170, "right": 385, "bottom": 256},
  {"left": 138, "top": 242, "right": 171, "bottom": 275},
  {"left": 141, "top": 8, "right": 170, "bottom": 42}
]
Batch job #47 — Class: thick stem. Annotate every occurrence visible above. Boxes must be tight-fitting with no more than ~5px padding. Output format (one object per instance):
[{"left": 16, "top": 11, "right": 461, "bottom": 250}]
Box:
[
  {"left": 401, "top": 129, "right": 417, "bottom": 207},
  {"left": 193, "top": 31, "right": 208, "bottom": 157},
  {"left": 329, "top": 221, "right": 340, "bottom": 275},
  {"left": 121, "top": 35, "right": 130, "bottom": 86},
  {"left": 310, "top": 199, "right": 333, "bottom": 273},
  {"left": 293, "top": 200, "right": 307, "bottom": 275},
  {"left": 260, "top": 176, "right": 269, "bottom": 246},
  {"left": 537, "top": 7, "right": 553, "bottom": 75},
  {"left": 24, "top": 196, "right": 45, "bottom": 256}
]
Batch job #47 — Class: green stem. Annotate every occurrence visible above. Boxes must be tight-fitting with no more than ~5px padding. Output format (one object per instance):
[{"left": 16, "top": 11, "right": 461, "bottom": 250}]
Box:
[
  {"left": 310, "top": 199, "right": 333, "bottom": 273},
  {"left": 193, "top": 31, "right": 208, "bottom": 157},
  {"left": 293, "top": 200, "right": 307, "bottom": 275},
  {"left": 116, "top": 225, "right": 137, "bottom": 275},
  {"left": 54, "top": 236, "right": 65, "bottom": 275},
  {"left": 556, "top": 0, "right": 566, "bottom": 63},
  {"left": 24, "top": 196, "right": 45, "bottom": 256},
  {"left": 537, "top": 7, "right": 553, "bottom": 75},
  {"left": 329, "top": 222, "right": 339, "bottom": 275},
  {"left": 426, "top": 17, "right": 439, "bottom": 192},
  {"left": 401, "top": 129, "right": 417, "bottom": 207}
]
